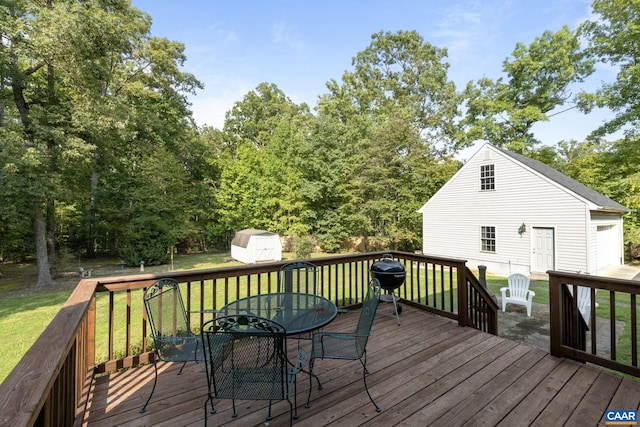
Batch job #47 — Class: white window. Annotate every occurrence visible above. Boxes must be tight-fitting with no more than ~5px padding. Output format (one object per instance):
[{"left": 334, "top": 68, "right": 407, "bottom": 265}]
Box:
[
  {"left": 480, "top": 164, "right": 495, "bottom": 190},
  {"left": 481, "top": 226, "right": 496, "bottom": 252}
]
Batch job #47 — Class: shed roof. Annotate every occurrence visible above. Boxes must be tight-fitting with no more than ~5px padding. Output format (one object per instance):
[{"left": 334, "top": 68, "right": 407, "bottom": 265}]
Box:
[
  {"left": 494, "top": 145, "right": 629, "bottom": 213},
  {"left": 231, "top": 229, "right": 279, "bottom": 248}
]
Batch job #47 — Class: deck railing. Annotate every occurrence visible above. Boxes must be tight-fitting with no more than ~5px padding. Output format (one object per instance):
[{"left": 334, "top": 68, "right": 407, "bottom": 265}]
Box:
[
  {"left": 549, "top": 270, "right": 640, "bottom": 377},
  {"left": 0, "top": 251, "right": 496, "bottom": 427}
]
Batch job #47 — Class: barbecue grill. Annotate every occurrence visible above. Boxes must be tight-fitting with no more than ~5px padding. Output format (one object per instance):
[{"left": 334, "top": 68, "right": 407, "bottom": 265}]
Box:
[{"left": 370, "top": 254, "right": 406, "bottom": 325}]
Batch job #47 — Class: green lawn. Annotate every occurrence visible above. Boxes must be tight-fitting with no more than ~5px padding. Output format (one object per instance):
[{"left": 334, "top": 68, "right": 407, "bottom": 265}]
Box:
[
  {"left": 0, "top": 290, "right": 72, "bottom": 383},
  {"left": 0, "top": 252, "right": 248, "bottom": 383}
]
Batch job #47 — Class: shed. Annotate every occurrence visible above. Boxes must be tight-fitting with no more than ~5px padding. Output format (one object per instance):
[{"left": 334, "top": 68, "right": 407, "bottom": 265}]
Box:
[
  {"left": 231, "top": 229, "right": 282, "bottom": 264},
  {"left": 418, "top": 143, "right": 629, "bottom": 276}
]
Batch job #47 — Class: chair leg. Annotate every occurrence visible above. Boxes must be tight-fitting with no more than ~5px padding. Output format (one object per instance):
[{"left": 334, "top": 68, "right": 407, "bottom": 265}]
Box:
[
  {"left": 177, "top": 360, "right": 187, "bottom": 375},
  {"left": 140, "top": 360, "right": 158, "bottom": 413},
  {"left": 305, "top": 359, "right": 319, "bottom": 408},
  {"left": 287, "top": 396, "right": 294, "bottom": 426},
  {"left": 292, "top": 369, "right": 298, "bottom": 419},
  {"left": 203, "top": 397, "right": 209, "bottom": 427},
  {"left": 360, "top": 353, "right": 381, "bottom": 412}
]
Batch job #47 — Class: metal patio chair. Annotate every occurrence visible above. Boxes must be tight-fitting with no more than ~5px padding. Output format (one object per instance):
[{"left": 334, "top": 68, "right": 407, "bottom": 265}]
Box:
[
  {"left": 279, "top": 261, "right": 319, "bottom": 294},
  {"left": 305, "top": 278, "right": 382, "bottom": 412},
  {"left": 280, "top": 261, "right": 322, "bottom": 338},
  {"left": 140, "top": 278, "right": 214, "bottom": 413},
  {"left": 201, "top": 315, "right": 294, "bottom": 426}
]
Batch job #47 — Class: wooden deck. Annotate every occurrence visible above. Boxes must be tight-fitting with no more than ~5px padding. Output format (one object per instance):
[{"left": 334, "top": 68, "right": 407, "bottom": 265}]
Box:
[{"left": 82, "top": 304, "right": 640, "bottom": 427}]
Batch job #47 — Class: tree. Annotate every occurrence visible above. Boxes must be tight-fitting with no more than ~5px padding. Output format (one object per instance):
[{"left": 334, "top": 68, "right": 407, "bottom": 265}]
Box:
[
  {"left": 216, "top": 83, "right": 314, "bottom": 239},
  {"left": 462, "top": 26, "right": 594, "bottom": 153},
  {"left": 579, "top": 0, "right": 640, "bottom": 138},
  {"left": 297, "top": 115, "right": 351, "bottom": 252},
  {"left": 316, "top": 30, "right": 461, "bottom": 250},
  {"left": 337, "top": 30, "right": 460, "bottom": 149},
  {"left": 0, "top": 0, "right": 201, "bottom": 284},
  {"left": 223, "top": 82, "right": 310, "bottom": 151},
  {"left": 579, "top": 1, "right": 640, "bottom": 253}
]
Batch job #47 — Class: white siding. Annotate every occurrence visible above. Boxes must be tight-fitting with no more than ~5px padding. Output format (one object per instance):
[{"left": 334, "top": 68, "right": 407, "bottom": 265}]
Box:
[{"left": 421, "top": 144, "right": 592, "bottom": 275}]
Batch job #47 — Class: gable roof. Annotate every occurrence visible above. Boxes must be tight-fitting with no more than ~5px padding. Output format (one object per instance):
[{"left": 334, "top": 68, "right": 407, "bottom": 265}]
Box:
[
  {"left": 492, "top": 145, "right": 629, "bottom": 213},
  {"left": 231, "top": 229, "right": 279, "bottom": 248}
]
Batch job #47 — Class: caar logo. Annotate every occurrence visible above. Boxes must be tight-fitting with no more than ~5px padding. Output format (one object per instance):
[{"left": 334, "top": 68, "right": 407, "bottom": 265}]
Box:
[{"left": 605, "top": 410, "right": 638, "bottom": 425}]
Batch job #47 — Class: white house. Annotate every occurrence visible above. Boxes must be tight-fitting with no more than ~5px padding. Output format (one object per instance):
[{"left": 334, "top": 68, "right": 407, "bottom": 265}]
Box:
[
  {"left": 231, "top": 229, "right": 282, "bottom": 264},
  {"left": 418, "top": 143, "right": 629, "bottom": 276}
]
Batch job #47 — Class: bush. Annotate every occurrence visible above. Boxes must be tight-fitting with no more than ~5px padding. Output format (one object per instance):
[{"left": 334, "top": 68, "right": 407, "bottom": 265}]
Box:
[
  {"left": 293, "top": 234, "right": 314, "bottom": 259},
  {"left": 119, "top": 217, "right": 174, "bottom": 266}
]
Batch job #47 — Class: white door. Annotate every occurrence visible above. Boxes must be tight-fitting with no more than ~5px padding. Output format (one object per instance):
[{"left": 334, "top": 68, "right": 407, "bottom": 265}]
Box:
[
  {"left": 532, "top": 227, "right": 555, "bottom": 273},
  {"left": 597, "top": 225, "right": 619, "bottom": 269},
  {"left": 254, "top": 237, "right": 274, "bottom": 262}
]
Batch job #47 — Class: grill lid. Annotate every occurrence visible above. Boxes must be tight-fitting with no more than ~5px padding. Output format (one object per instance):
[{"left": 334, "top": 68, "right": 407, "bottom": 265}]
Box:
[{"left": 370, "top": 254, "right": 405, "bottom": 274}]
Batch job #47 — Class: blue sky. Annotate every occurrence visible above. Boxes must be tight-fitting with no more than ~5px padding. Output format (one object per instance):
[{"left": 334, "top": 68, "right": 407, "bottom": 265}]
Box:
[{"left": 131, "top": 0, "right": 617, "bottom": 158}]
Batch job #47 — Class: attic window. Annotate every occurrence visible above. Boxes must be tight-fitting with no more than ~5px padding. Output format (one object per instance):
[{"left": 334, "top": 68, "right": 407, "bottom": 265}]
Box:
[
  {"left": 480, "top": 164, "right": 495, "bottom": 190},
  {"left": 481, "top": 226, "right": 496, "bottom": 253}
]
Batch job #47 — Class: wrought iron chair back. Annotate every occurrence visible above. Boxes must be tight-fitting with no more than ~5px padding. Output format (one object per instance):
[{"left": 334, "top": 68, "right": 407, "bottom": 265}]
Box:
[
  {"left": 354, "top": 277, "right": 381, "bottom": 357},
  {"left": 202, "top": 315, "right": 293, "bottom": 426},
  {"left": 280, "top": 261, "right": 318, "bottom": 293}
]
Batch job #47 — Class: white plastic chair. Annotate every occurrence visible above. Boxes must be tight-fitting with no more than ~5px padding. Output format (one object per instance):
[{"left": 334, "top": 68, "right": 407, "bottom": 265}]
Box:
[{"left": 500, "top": 273, "right": 535, "bottom": 317}]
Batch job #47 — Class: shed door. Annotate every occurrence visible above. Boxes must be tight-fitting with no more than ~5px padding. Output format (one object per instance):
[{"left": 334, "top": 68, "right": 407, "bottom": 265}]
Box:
[
  {"left": 532, "top": 227, "right": 555, "bottom": 273},
  {"left": 254, "top": 237, "right": 274, "bottom": 262}
]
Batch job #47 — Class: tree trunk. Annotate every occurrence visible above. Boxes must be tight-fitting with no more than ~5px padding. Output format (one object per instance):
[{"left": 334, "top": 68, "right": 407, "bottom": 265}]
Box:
[
  {"left": 47, "top": 198, "right": 56, "bottom": 265},
  {"left": 87, "top": 148, "right": 99, "bottom": 257},
  {"left": 35, "top": 205, "right": 54, "bottom": 287},
  {"left": 45, "top": 63, "right": 56, "bottom": 266}
]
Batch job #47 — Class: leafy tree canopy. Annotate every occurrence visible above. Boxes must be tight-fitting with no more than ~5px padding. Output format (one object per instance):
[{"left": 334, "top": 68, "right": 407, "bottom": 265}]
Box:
[{"left": 462, "top": 26, "right": 594, "bottom": 153}]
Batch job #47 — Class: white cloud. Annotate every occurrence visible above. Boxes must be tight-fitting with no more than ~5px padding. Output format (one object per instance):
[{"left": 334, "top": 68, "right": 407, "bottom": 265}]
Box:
[{"left": 271, "top": 21, "right": 305, "bottom": 53}]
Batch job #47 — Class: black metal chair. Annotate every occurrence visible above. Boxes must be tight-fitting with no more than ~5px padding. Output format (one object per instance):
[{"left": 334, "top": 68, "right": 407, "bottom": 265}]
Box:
[
  {"left": 201, "top": 314, "right": 294, "bottom": 426},
  {"left": 280, "top": 261, "right": 322, "bottom": 340},
  {"left": 279, "top": 261, "right": 318, "bottom": 293},
  {"left": 140, "top": 278, "right": 213, "bottom": 413},
  {"left": 305, "top": 278, "right": 382, "bottom": 412}
]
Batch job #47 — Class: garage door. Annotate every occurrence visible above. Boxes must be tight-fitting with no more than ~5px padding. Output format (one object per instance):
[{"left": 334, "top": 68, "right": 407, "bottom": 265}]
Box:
[{"left": 597, "top": 225, "right": 620, "bottom": 269}]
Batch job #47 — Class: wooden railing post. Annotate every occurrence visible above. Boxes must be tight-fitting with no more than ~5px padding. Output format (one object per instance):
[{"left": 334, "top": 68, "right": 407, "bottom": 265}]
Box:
[
  {"left": 548, "top": 271, "right": 561, "bottom": 356},
  {"left": 457, "top": 261, "right": 468, "bottom": 327}
]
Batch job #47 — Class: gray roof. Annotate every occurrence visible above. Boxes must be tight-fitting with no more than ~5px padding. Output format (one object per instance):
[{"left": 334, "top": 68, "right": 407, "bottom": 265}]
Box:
[
  {"left": 231, "top": 229, "right": 278, "bottom": 248},
  {"left": 494, "top": 145, "right": 629, "bottom": 212}
]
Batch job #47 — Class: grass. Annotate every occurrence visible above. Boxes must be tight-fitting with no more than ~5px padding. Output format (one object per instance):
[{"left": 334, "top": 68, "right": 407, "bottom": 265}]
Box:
[
  {"left": 0, "top": 252, "right": 253, "bottom": 383},
  {"left": 0, "top": 290, "right": 72, "bottom": 383}
]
